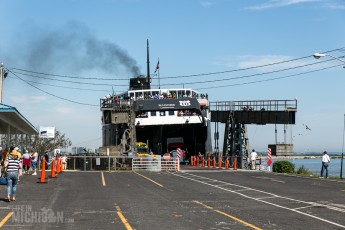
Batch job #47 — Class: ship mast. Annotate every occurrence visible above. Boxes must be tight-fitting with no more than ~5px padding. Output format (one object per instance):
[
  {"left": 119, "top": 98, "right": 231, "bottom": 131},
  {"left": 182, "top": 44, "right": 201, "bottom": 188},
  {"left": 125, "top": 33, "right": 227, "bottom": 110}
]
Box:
[{"left": 146, "top": 39, "right": 151, "bottom": 89}]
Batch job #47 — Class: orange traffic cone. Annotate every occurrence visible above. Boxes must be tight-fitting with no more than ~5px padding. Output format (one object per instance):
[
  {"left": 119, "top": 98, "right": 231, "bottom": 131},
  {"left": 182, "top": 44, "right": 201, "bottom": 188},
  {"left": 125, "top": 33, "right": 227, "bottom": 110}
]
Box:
[
  {"left": 59, "top": 158, "right": 63, "bottom": 173},
  {"left": 56, "top": 158, "right": 61, "bottom": 174},
  {"left": 49, "top": 159, "right": 56, "bottom": 178},
  {"left": 225, "top": 158, "right": 229, "bottom": 169},
  {"left": 207, "top": 156, "right": 210, "bottom": 168},
  {"left": 202, "top": 157, "right": 205, "bottom": 167},
  {"left": 219, "top": 157, "right": 222, "bottom": 169},
  {"left": 234, "top": 156, "right": 237, "bottom": 170},
  {"left": 38, "top": 158, "right": 48, "bottom": 183},
  {"left": 213, "top": 156, "right": 216, "bottom": 168}
]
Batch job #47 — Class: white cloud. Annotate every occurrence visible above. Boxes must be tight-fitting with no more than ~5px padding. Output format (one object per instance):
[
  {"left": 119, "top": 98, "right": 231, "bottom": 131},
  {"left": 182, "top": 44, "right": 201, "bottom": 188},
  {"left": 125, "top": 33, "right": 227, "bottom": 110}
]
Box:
[
  {"left": 10, "top": 95, "right": 47, "bottom": 104},
  {"left": 55, "top": 107, "right": 74, "bottom": 114},
  {"left": 200, "top": 1, "right": 215, "bottom": 7},
  {"left": 322, "top": 2, "right": 345, "bottom": 10},
  {"left": 245, "top": 0, "right": 319, "bottom": 10},
  {"left": 236, "top": 54, "right": 314, "bottom": 72}
]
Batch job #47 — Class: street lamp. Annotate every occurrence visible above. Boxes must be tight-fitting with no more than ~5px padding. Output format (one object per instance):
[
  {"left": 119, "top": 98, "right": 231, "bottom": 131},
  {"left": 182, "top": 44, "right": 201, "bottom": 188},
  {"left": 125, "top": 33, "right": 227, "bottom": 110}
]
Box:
[
  {"left": 341, "top": 114, "right": 345, "bottom": 179},
  {"left": 313, "top": 52, "right": 345, "bottom": 68},
  {"left": 314, "top": 52, "right": 345, "bottom": 179}
]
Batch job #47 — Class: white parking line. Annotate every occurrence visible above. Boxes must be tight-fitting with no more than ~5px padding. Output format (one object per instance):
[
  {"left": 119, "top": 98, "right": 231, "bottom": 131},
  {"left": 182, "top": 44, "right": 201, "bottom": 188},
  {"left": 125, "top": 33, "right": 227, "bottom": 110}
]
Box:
[{"left": 172, "top": 172, "right": 345, "bottom": 229}]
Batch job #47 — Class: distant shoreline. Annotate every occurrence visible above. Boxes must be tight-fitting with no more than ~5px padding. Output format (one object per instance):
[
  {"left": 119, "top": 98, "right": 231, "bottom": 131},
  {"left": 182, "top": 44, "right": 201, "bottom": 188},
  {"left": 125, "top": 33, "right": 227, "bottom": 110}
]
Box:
[{"left": 264, "top": 155, "right": 344, "bottom": 159}]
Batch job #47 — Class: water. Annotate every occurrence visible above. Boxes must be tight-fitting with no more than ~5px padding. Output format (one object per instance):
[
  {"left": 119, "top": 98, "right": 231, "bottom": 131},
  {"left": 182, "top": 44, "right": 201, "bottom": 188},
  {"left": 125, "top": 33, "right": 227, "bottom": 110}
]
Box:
[{"left": 275, "top": 158, "right": 344, "bottom": 178}]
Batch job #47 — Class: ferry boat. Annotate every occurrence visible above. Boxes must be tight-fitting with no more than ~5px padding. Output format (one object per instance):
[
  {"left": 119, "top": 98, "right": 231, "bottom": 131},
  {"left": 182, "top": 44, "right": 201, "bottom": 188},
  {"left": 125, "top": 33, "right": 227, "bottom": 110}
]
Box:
[{"left": 100, "top": 76, "right": 212, "bottom": 158}]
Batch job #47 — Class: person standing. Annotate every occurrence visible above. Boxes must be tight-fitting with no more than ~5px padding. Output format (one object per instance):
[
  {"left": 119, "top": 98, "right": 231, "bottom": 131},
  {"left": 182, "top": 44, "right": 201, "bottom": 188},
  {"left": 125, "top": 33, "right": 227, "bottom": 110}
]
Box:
[
  {"left": 44, "top": 151, "right": 49, "bottom": 169},
  {"left": 31, "top": 150, "right": 38, "bottom": 176},
  {"left": 22, "top": 150, "right": 31, "bottom": 175},
  {"left": 320, "top": 151, "right": 331, "bottom": 178},
  {"left": 250, "top": 149, "right": 258, "bottom": 170},
  {"left": 61, "top": 155, "right": 69, "bottom": 170},
  {"left": 14, "top": 147, "right": 22, "bottom": 182},
  {"left": 5, "top": 149, "right": 22, "bottom": 202}
]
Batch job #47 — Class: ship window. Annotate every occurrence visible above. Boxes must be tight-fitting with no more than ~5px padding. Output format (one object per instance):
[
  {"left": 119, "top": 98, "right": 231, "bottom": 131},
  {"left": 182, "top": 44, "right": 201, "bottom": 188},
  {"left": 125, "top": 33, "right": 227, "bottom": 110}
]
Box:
[
  {"left": 178, "top": 90, "right": 184, "bottom": 98},
  {"left": 151, "top": 111, "right": 156, "bottom": 116},
  {"left": 168, "top": 111, "right": 174, "bottom": 116},
  {"left": 186, "top": 90, "right": 191, "bottom": 97},
  {"left": 160, "top": 111, "right": 166, "bottom": 116}
]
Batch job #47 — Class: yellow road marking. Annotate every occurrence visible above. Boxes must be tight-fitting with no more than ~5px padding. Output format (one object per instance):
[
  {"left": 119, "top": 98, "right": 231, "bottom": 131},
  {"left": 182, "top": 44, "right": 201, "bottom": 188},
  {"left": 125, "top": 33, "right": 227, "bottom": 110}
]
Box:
[
  {"left": 115, "top": 205, "right": 133, "bottom": 230},
  {"left": 193, "top": 200, "right": 262, "bottom": 230},
  {"left": 134, "top": 172, "right": 164, "bottom": 188},
  {"left": 101, "top": 172, "right": 106, "bottom": 186},
  {"left": 0, "top": 212, "right": 13, "bottom": 228}
]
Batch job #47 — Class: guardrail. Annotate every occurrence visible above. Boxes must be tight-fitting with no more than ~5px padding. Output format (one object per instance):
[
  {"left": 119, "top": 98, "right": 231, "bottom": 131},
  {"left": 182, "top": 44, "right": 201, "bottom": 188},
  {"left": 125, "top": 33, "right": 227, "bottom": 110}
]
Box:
[
  {"left": 60, "top": 155, "right": 179, "bottom": 171},
  {"left": 62, "top": 156, "right": 132, "bottom": 171}
]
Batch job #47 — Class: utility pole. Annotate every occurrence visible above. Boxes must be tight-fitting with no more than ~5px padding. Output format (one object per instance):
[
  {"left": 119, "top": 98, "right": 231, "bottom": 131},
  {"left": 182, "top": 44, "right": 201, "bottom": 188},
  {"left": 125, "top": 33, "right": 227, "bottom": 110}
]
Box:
[{"left": 0, "top": 63, "right": 5, "bottom": 103}]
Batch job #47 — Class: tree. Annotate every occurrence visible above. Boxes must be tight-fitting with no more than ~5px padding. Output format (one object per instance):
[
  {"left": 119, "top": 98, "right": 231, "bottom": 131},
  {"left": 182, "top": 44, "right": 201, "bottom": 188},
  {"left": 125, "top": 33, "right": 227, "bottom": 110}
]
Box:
[{"left": 1, "top": 129, "right": 72, "bottom": 154}]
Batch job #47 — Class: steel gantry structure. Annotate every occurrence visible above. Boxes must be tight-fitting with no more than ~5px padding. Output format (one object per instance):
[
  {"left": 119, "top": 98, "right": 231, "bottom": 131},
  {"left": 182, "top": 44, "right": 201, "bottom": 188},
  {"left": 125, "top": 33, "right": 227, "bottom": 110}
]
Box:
[{"left": 210, "top": 99, "right": 297, "bottom": 169}]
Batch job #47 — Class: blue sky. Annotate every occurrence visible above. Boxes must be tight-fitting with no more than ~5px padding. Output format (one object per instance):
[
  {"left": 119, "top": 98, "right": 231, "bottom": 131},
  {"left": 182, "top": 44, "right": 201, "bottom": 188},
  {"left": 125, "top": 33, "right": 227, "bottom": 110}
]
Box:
[{"left": 0, "top": 0, "right": 344, "bottom": 153}]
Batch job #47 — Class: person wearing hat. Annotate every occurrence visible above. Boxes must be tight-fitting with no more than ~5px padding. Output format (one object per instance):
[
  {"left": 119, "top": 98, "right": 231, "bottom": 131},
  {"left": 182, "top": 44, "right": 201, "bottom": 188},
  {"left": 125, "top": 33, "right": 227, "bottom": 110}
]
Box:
[
  {"left": 5, "top": 149, "right": 22, "bottom": 201},
  {"left": 250, "top": 149, "right": 258, "bottom": 170},
  {"left": 320, "top": 151, "right": 331, "bottom": 179}
]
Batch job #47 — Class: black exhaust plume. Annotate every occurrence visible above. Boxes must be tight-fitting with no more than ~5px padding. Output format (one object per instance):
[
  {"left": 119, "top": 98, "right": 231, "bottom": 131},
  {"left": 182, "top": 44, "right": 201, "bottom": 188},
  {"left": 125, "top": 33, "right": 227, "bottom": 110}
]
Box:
[{"left": 5, "top": 21, "right": 140, "bottom": 76}]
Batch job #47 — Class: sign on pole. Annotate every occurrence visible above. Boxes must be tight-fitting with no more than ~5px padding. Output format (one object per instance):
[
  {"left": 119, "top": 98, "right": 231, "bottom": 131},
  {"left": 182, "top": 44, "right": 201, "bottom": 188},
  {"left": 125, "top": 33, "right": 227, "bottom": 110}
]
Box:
[
  {"left": 267, "top": 148, "right": 272, "bottom": 171},
  {"left": 39, "top": 126, "right": 55, "bottom": 138}
]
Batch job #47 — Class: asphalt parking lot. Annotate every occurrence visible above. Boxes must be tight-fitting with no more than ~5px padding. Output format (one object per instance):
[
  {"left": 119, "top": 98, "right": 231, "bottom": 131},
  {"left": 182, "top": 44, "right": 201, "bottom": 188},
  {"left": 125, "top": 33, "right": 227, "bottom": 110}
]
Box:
[{"left": 0, "top": 168, "right": 345, "bottom": 230}]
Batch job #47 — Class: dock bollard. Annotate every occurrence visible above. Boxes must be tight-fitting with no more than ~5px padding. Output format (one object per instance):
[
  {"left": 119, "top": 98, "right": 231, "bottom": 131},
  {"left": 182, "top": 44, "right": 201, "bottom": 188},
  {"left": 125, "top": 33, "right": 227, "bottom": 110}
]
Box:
[
  {"left": 49, "top": 159, "right": 56, "bottom": 178},
  {"left": 38, "top": 158, "right": 48, "bottom": 183}
]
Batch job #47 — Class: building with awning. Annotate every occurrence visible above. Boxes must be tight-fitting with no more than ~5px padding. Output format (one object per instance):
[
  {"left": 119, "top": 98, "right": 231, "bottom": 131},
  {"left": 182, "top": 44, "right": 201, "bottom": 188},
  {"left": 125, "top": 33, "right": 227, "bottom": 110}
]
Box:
[{"left": 0, "top": 104, "right": 38, "bottom": 150}]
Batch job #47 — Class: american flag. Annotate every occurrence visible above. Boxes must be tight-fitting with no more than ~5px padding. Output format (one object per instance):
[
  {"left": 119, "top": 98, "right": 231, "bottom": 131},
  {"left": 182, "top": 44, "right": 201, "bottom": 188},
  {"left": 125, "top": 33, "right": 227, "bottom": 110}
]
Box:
[
  {"left": 177, "top": 148, "right": 182, "bottom": 159},
  {"left": 267, "top": 148, "right": 272, "bottom": 166},
  {"left": 154, "top": 59, "right": 159, "bottom": 73}
]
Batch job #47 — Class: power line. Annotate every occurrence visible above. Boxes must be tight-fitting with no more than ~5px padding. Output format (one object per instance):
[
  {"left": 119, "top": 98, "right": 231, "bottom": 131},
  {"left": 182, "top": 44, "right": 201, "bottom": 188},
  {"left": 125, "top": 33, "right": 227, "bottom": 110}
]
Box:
[
  {"left": 9, "top": 47, "right": 344, "bottom": 81},
  {"left": 5, "top": 48, "right": 345, "bottom": 105},
  {"left": 7, "top": 69, "right": 99, "bottom": 106},
  {"left": 11, "top": 68, "right": 131, "bottom": 81},
  {"left": 7, "top": 76, "right": 112, "bottom": 92},
  {"left": 195, "top": 63, "right": 343, "bottom": 90},
  {"left": 160, "top": 57, "right": 338, "bottom": 87},
  {"left": 11, "top": 71, "right": 129, "bottom": 86}
]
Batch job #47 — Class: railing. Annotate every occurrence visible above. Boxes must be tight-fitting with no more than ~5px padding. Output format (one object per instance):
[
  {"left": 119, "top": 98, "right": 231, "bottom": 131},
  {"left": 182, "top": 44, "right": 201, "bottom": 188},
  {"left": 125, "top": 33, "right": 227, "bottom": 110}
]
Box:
[
  {"left": 132, "top": 156, "right": 179, "bottom": 171},
  {"left": 62, "top": 156, "right": 133, "bottom": 171},
  {"left": 58, "top": 155, "right": 179, "bottom": 171},
  {"left": 210, "top": 99, "right": 297, "bottom": 112}
]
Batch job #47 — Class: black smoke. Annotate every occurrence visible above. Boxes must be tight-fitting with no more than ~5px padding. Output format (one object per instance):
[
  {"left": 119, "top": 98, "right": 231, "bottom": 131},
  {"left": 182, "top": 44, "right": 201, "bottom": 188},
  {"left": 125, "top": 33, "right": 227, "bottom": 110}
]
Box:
[{"left": 6, "top": 21, "right": 140, "bottom": 76}]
